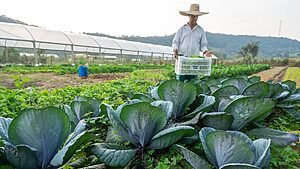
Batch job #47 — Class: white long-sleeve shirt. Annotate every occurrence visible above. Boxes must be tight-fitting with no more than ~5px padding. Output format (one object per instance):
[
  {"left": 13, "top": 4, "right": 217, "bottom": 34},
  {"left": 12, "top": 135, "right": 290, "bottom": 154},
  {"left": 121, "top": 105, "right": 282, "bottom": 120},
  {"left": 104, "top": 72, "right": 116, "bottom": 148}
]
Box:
[{"left": 172, "top": 24, "right": 208, "bottom": 57}]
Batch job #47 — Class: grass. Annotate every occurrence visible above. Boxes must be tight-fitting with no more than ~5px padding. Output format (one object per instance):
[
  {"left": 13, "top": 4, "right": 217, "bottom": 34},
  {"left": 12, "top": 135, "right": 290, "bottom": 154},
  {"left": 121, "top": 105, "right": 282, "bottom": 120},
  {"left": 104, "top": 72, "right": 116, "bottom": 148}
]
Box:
[
  {"left": 284, "top": 67, "right": 300, "bottom": 86},
  {"left": 268, "top": 112, "right": 300, "bottom": 169}
]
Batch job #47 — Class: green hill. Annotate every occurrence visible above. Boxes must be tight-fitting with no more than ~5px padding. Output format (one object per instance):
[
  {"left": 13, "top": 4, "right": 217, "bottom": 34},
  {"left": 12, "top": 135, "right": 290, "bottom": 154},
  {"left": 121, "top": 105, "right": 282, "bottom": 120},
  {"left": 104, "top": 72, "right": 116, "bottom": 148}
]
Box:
[
  {"left": 90, "top": 33, "right": 300, "bottom": 58},
  {"left": 206, "top": 33, "right": 300, "bottom": 57},
  {"left": 0, "top": 15, "right": 28, "bottom": 25}
]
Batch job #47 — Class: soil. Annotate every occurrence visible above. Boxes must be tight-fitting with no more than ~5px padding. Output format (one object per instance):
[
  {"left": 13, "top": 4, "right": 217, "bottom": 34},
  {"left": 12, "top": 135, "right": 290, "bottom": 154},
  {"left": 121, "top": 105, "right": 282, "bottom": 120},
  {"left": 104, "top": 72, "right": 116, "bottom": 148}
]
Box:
[
  {"left": 250, "top": 66, "right": 287, "bottom": 82},
  {"left": 0, "top": 73, "right": 129, "bottom": 90}
]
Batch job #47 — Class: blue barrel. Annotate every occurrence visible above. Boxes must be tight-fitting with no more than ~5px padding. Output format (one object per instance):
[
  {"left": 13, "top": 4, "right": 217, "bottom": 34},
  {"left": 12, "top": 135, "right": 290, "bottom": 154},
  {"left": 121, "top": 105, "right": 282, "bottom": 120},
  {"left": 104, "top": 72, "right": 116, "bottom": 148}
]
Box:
[{"left": 78, "top": 65, "right": 88, "bottom": 77}]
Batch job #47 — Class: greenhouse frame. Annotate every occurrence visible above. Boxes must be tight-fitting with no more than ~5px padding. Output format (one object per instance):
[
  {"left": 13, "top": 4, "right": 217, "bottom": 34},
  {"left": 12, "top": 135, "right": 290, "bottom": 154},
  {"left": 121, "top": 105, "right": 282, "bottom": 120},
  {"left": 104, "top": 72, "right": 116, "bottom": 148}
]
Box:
[{"left": 0, "top": 22, "right": 173, "bottom": 64}]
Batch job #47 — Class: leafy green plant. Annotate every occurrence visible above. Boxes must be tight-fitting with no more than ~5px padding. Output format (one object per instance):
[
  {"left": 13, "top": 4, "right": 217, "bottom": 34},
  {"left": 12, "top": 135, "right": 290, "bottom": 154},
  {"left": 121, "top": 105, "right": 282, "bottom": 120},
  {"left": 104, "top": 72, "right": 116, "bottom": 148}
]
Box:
[
  {"left": 270, "top": 145, "right": 300, "bottom": 169},
  {"left": 137, "top": 77, "right": 297, "bottom": 145},
  {"left": 0, "top": 64, "right": 172, "bottom": 75},
  {"left": 0, "top": 70, "right": 167, "bottom": 119},
  {"left": 270, "top": 80, "right": 300, "bottom": 121},
  {"left": 0, "top": 107, "right": 93, "bottom": 169},
  {"left": 208, "top": 80, "right": 299, "bottom": 146},
  {"left": 134, "top": 78, "right": 299, "bottom": 146},
  {"left": 210, "top": 64, "right": 270, "bottom": 78},
  {"left": 133, "top": 80, "right": 216, "bottom": 128},
  {"left": 1, "top": 64, "right": 299, "bottom": 168},
  {"left": 63, "top": 96, "right": 110, "bottom": 144},
  {"left": 12, "top": 74, "right": 30, "bottom": 89},
  {"left": 88, "top": 102, "right": 196, "bottom": 167},
  {"left": 200, "top": 76, "right": 300, "bottom": 121},
  {"left": 142, "top": 148, "right": 190, "bottom": 169},
  {"left": 223, "top": 97, "right": 275, "bottom": 130},
  {"left": 176, "top": 127, "right": 271, "bottom": 169},
  {"left": 64, "top": 96, "right": 103, "bottom": 125}
]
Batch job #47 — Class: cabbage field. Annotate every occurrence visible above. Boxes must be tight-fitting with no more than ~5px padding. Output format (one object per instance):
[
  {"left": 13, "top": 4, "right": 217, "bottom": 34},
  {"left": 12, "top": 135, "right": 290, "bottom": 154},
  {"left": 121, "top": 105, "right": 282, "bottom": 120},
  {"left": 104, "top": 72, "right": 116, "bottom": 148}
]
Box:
[{"left": 0, "top": 64, "right": 299, "bottom": 169}]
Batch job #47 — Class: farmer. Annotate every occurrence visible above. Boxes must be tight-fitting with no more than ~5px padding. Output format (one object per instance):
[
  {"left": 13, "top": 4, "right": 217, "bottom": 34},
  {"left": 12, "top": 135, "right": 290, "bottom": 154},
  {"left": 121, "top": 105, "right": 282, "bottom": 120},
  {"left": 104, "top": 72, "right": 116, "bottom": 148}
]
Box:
[
  {"left": 78, "top": 63, "right": 89, "bottom": 79},
  {"left": 172, "top": 4, "right": 213, "bottom": 81}
]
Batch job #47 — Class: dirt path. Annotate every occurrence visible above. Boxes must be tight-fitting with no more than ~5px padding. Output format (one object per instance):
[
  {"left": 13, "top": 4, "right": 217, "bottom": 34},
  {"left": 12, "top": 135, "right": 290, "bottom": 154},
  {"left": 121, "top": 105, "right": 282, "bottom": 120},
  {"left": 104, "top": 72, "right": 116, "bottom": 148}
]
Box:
[
  {"left": 0, "top": 73, "right": 129, "bottom": 89},
  {"left": 251, "top": 66, "right": 287, "bottom": 82}
]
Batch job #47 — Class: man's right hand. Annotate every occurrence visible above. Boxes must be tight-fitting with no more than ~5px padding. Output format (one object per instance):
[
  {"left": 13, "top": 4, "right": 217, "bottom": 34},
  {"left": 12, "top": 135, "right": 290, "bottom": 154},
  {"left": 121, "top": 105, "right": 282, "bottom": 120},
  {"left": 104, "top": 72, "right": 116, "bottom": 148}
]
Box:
[{"left": 173, "top": 49, "right": 178, "bottom": 59}]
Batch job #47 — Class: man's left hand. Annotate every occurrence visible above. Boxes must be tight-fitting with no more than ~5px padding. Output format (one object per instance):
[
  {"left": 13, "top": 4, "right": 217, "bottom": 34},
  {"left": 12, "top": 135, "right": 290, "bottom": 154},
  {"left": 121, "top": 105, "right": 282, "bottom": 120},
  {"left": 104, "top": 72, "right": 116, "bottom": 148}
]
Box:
[{"left": 204, "top": 51, "right": 213, "bottom": 57}]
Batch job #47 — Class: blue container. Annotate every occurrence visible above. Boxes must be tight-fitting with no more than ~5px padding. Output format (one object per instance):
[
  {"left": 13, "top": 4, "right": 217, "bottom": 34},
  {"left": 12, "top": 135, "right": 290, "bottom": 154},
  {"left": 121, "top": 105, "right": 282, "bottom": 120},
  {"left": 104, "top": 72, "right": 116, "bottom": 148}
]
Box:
[{"left": 78, "top": 65, "right": 88, "bottom": 77}]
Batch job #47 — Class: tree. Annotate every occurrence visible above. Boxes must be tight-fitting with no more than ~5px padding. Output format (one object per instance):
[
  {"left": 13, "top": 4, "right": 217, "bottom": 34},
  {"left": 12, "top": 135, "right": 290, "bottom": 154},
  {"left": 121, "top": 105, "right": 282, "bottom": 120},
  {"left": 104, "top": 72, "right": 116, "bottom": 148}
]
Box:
[
  {"left": 238, "top": 41, "right": 260, "bottom": 58},
  {"left": 213, "top": 50, "right": 227, "bottom": 60}
]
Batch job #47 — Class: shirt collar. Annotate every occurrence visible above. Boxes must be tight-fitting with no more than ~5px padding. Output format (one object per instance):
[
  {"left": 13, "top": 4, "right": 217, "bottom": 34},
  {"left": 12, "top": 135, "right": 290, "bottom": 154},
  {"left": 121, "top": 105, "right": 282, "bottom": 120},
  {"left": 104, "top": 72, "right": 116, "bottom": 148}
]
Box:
[{"left": 184, "top": 23, "right": 200, "bottom": 30}]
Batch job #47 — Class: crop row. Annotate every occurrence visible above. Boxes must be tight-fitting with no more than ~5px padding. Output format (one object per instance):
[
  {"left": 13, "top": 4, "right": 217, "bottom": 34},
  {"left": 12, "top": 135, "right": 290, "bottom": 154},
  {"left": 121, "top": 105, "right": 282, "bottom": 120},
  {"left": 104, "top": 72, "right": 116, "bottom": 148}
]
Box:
[
  {"left": 211, "top": 64, "right": 270, "bottom": 78},
  {"left": 0, "top": 64, "right": 270, "bottom": 118},
  {"left": 0, "top": 64, "right": 173, "bottom": 75},
  {"left": 0, "top": 75, "right": 299, "bottom": 168},
  {"left": 0, "top": 64, "right": 269, "bottom": 76}
]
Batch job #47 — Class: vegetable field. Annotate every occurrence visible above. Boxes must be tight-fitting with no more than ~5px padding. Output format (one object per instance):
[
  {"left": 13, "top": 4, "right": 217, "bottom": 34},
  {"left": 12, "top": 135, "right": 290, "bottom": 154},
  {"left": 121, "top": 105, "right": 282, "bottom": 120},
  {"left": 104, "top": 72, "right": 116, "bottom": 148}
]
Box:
[
  {"left": 0, "top": 64, "right": 172, "bottom": 75},
  {"left": 0, "top": 64, "right": 299, "bottom": 169},
  {"left": 284, "top": 67, "right": 300, "bottom": 86}
]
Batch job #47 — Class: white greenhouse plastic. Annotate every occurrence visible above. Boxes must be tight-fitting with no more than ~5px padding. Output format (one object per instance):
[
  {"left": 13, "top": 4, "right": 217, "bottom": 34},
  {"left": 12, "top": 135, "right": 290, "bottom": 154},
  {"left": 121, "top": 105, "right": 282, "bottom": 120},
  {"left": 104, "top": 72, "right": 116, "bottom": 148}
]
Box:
[{"left": 0, "top": 22, "right": 173, "bottom": 64}]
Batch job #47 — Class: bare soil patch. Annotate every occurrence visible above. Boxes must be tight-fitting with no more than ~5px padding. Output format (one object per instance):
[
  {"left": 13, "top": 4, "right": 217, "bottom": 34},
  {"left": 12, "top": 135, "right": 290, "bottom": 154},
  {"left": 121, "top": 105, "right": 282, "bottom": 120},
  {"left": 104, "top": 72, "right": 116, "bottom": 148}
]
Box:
[{"left": 0, "top": 73, "right": 129, "bottom": 89}]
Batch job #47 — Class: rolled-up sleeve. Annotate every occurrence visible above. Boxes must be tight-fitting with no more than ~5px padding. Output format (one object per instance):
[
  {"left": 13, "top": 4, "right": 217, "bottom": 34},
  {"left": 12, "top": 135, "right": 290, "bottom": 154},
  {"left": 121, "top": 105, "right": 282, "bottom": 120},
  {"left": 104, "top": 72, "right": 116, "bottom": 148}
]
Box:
[{"left": 200, "top": 31, "right": 208, "bottom": 52}]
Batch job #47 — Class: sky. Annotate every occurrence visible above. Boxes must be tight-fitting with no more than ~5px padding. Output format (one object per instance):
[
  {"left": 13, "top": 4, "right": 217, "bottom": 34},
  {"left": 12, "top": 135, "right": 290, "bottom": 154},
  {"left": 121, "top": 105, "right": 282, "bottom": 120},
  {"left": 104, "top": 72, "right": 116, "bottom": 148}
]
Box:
[{"left": 1, "top": 0, "right": 300, "bottom": 41}]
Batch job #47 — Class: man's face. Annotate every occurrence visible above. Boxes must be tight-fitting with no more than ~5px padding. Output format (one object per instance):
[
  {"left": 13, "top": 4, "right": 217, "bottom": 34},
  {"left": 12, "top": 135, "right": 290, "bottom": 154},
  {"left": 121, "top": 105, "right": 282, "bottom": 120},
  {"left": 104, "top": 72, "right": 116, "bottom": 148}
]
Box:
[{"left": 189, "top": 15, "right": 198, "bottom": 24}]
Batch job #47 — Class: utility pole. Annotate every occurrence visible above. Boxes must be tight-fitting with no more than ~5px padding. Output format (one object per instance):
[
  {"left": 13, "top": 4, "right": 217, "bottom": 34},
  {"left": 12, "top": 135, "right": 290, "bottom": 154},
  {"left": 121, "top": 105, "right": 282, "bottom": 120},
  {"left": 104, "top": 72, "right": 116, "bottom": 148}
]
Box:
[{"left": 278, "top": 20, "right": 282, "bottom": 36}]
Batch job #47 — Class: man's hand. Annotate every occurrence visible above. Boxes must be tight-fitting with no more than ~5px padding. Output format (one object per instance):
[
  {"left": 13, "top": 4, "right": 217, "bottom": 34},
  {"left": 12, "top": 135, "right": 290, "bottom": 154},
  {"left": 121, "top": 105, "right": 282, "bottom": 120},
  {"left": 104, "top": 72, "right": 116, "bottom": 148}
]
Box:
[
  {"left": 203, "top": 50, "right": 213, "bottom": 57},
  {"left": 173, "top": 49, "right": 178, "bottom": 59}
]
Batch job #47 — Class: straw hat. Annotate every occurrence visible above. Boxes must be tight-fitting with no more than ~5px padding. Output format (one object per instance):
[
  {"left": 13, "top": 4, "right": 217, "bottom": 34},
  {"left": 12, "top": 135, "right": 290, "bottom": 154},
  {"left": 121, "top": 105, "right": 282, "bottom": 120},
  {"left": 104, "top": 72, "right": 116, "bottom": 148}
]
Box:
[{"left": 179, "top": 4, "right": 209, "bottom": 16}]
